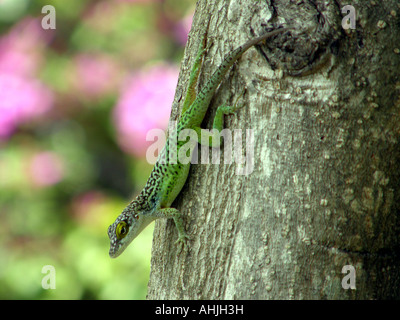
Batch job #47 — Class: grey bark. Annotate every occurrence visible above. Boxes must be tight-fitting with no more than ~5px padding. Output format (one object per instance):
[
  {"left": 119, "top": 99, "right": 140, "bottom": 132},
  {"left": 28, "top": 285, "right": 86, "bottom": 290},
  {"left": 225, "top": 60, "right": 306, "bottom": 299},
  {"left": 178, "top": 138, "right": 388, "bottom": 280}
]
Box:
[{"left": 147, "top": 0, "right": 400, "bottom": 299}]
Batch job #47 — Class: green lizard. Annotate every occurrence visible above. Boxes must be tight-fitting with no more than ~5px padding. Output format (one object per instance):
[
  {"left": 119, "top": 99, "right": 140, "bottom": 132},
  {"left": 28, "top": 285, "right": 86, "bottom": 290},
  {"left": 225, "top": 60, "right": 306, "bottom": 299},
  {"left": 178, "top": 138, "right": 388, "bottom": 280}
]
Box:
[{"left": 108, "top": 27, "right": 288, "bottom": 258}]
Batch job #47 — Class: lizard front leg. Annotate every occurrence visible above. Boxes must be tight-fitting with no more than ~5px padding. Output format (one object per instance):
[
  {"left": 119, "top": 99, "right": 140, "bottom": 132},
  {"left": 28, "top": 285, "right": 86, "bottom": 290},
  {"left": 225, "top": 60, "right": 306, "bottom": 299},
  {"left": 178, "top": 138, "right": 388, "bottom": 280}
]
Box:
[{"left": 153, "top": 207, "right": 190, "bottom": 246}]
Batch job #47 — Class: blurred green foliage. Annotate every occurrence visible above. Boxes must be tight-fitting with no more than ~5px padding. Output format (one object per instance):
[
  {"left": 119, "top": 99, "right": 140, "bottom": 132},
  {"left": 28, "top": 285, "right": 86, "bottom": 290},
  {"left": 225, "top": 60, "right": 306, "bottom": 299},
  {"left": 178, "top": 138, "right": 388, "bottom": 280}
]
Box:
[{"left": 0, "top": 0, "right": 194, "bottom": 299}]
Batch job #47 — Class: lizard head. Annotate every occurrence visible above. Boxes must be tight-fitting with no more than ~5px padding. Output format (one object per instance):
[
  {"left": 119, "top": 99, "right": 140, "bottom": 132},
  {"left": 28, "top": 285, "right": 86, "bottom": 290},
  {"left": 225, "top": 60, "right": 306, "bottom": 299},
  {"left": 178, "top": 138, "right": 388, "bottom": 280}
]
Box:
[{"left": 107, "top": 205, "right": 153, "bottom": 258}]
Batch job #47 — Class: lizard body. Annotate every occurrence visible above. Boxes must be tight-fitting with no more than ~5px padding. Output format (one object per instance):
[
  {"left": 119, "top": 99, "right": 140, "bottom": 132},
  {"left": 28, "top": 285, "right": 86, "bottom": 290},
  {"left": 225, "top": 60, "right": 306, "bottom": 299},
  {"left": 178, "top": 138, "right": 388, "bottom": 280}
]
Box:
[{"left": 108, "top": 27, "right": 287, "bottom": 258}]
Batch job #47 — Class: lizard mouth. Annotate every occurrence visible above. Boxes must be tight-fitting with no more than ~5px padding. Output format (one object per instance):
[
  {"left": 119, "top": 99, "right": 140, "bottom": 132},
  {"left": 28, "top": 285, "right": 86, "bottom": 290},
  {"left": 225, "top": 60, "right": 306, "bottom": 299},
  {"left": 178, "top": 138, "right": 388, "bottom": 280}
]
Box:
[{"left": 109, "top": 245, "right": 122, "bottom": 258}]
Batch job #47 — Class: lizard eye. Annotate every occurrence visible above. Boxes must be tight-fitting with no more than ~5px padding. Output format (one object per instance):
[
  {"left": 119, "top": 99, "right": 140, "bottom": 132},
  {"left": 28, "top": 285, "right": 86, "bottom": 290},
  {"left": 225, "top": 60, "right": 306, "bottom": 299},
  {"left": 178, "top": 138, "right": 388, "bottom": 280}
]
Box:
[{"left": 116, "top": 221, "right": 128, "bottom": 240}]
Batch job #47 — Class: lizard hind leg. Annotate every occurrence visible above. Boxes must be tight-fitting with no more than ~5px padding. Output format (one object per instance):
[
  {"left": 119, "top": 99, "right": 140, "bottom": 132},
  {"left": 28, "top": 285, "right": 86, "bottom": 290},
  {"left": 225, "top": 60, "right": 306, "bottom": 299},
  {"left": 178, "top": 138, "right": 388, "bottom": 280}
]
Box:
[
  {"left": 213, "top": 88, "right": 246, "bottom": 131},
  {"left": 195, "top": 89, "right": 246, "bottom": 148}
]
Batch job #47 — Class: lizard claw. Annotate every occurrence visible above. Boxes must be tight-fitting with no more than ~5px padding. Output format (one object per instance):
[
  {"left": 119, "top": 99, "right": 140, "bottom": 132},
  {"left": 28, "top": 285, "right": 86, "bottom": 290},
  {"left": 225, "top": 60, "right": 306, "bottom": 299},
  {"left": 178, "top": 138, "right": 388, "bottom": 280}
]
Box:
[{"left": 175, "top": 233, "right": 190, "bottom": 249}]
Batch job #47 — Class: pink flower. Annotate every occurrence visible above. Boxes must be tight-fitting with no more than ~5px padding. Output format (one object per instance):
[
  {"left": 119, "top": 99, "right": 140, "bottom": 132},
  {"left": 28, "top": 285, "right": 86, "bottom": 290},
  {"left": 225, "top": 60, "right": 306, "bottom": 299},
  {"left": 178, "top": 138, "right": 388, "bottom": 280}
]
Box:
[
  {"left": 70, "top": 191, "right": 106, "bottom": 221},
  {"left": 0, "top": 17, "right": 53, "bottom": 77},
  {"left": 0, "top": 73, "right": 53, "bottom": 139},
  {"left": 0, "top": 17, "right": 54, "bottom": 139},
  {"left": 174, "top": 13, "right": 193, "bottom": 46},
  {"left": 72, "top": 53, "right": 122, "bottom": 99},
  {"left": 29, "top": 152, "right": 65, "bottom": 187},
  {"left": 113, "top": 64, "right": 179, "bottom": 156}
]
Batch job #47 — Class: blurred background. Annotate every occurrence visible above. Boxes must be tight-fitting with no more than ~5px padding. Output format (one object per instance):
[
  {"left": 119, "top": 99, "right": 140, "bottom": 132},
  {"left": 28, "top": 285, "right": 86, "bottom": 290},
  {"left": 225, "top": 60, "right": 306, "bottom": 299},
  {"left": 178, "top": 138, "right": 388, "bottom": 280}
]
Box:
[{"left": 0, "top": 0, "right": 193, "bottom": 299}]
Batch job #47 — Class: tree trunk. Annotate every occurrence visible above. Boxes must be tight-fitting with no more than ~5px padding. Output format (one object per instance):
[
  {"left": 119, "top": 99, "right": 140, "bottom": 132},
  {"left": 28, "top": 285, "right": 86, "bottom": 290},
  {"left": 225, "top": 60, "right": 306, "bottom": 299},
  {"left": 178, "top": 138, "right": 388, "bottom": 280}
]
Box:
[{"left": 147, "top": 0, "right": 400, "bottom": 299}]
